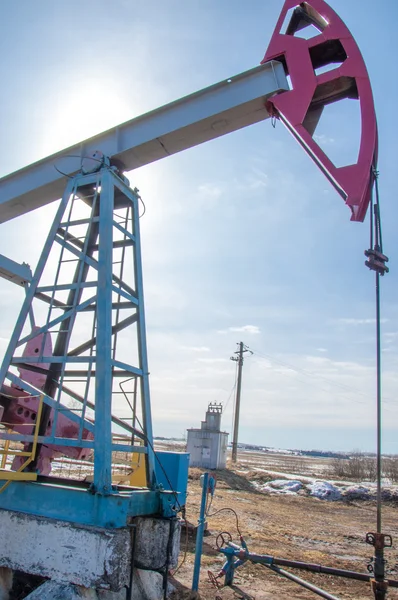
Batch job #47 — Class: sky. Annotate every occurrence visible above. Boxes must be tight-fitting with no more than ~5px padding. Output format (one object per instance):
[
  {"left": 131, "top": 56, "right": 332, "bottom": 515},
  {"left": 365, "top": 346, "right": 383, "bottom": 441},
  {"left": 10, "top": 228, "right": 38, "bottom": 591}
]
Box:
[{"left": 0, "top": 0, "right": 397, "bottom": 454}]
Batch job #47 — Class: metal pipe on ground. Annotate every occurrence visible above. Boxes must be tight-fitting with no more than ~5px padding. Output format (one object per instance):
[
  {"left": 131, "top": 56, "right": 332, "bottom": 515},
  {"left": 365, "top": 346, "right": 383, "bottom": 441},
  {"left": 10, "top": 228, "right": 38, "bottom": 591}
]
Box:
[
  {"left": 265, "top": 563, "right": 341, "bottom": 600},
  {"left": 249, "top": 553, "right": 398, "bottom": 588},
  {"left": 226, "top": 543, "right": 398, "bottom": 589}
]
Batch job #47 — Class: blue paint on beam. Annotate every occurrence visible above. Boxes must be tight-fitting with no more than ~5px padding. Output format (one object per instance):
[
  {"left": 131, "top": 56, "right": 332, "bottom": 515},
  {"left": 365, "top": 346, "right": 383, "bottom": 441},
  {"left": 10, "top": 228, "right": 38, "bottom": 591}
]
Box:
[
  {"left": 156, "top": 451, "right": 189, "bottom": 505},
  {"left": 0, "top": 168, "right": 184, "bottom": 523},
  {"left": 94, "top": 170, "right": 114, "bottom": 494},
  {"left": 0, "top": 480, "right": 162, "bottom": 528},
  {"left": 0, "top": 433, "right": 149, "bottom": 454}
]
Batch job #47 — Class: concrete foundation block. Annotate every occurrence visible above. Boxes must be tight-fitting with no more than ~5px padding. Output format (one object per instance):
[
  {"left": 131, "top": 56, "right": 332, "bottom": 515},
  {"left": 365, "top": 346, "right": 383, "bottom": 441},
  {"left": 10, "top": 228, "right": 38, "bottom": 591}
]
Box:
[
  {"left": 25, "top": 580, "right": 98, "bottom": 599},
  {"left": 97, "top": 589, "right": 127, "bottom": 600},
  {"left": 0, "top": 510, "right": 180, "bottom": 597},
  {"left": 0, "top": 509, "right": 130, "bottom": 591},
  {"left": 134, "top": 518, "right": 180, "bottom": 570},
  {"left": 131, "top": 569, "right": 174, "bottom": 600},
  {"left": 26, "top": 575, "right": 169, "bottom": 600},
  {"left": 0, "top": 567, "right": 13, "bottom": 600}
]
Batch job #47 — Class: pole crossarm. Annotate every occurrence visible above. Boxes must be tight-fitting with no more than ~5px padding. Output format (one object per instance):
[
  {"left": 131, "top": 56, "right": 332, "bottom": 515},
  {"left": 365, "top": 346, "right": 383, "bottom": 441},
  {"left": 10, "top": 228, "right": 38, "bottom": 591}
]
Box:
[{"left": 0, "top": 61, "right": 287, "bottom": 223}]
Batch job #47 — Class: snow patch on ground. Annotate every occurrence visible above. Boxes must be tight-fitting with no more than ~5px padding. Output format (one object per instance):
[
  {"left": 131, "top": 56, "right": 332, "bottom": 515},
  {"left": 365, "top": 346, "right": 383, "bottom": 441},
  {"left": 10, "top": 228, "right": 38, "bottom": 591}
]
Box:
[
  {"left": 343, "top": 485, "right": 371, "bottom": 501},
  {"left": 253, "top": 476, "right": 398, "bottom": 502},
  {"left": 259, "top": 479, "right": 303, "bottom": 494},
  {"left": 308, "top": 481, "right": 342, "bottom": 501}
]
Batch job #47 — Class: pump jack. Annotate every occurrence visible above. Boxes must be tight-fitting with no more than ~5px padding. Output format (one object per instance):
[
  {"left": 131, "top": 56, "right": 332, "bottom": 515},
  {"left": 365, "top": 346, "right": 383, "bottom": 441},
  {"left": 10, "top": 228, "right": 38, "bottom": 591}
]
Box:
[{"left": 0, "top": 1, "right": 392, "bottom": 598}]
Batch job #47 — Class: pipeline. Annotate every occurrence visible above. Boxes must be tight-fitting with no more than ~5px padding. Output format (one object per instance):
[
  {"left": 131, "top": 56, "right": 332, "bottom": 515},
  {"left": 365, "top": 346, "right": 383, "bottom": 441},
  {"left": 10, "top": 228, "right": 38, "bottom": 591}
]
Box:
[
  {"left": 265, "top": 563, "right": 340, "bottom": 600},
  {"left": 226, "top": 543, "right": 398, "bottom": 589}
]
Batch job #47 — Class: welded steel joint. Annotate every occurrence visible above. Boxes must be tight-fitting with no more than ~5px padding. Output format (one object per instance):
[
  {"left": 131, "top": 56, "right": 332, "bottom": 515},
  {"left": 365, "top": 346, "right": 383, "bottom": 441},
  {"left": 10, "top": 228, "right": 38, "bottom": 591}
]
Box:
[
  {"left": 366, "top": 532, "right": 393, "bottom": 599},
  {"left": 262, "top": 0, "right": 378, "bottom": 222}
]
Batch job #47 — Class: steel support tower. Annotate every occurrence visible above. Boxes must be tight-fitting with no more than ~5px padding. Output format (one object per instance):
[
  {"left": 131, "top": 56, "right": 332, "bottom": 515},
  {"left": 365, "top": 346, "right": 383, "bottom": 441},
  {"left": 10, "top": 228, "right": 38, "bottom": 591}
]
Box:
[{"left": 0, "top": 164, "right": 171, "bottom": 526}]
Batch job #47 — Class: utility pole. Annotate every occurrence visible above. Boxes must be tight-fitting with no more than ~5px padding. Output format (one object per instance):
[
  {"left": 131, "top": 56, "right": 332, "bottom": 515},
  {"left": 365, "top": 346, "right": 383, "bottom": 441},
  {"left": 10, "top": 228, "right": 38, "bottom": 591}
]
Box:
[{"left": 230, "top": 342, "right": 252, "bottom": 463}]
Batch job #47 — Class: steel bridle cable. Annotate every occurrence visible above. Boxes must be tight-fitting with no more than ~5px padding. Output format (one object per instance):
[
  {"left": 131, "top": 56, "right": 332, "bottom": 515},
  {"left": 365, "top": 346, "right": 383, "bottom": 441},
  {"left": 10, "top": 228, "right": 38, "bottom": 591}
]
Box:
[
  {"left": 206, "top": 506, "right": 242, "bottom": 538},
  {"left": 118, "top": 378, "right": 182, "bottom": 513},
  {"left": 372, "top": 167, "right": 384, "bottom": 535},
  {"left": 171, "top": 506, "right": 188, "bottom": 576}
]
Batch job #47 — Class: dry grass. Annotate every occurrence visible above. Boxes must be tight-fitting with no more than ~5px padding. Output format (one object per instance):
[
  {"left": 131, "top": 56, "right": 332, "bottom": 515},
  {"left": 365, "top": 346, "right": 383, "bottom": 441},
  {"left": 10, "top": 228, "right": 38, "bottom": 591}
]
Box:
[{"left": 174, "top": 459, "right": 398, "bottom": 600}]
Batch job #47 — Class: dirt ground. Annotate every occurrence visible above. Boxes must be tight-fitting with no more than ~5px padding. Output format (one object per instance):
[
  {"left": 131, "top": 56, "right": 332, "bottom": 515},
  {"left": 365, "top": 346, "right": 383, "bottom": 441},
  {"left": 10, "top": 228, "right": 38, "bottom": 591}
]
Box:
[{"left": 171, "top": 461, "right": 398, "bottom": 600}]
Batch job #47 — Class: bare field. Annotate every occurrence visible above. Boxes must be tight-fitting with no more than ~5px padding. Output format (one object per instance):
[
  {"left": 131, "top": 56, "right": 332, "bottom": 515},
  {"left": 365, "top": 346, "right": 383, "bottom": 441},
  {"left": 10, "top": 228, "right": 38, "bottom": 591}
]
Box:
[
  {"left": 170, "top": 451, "right": 398, "bottom": 600},
  {"left": 230, "top": 449, "right": 335, "bottom": 479}
]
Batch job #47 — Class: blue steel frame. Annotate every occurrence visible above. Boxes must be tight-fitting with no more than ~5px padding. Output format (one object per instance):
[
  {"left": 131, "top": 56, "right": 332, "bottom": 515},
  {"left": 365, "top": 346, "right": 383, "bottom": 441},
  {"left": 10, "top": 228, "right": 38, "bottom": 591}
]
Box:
[
  {"left": 0, "top": 167, "right": 159, "bottom": 524},
  {"left": 192, "top": 473, "right": 216, "bottom": 591},
  {"left": 192, "top": 472, "right": 209, "bottom": 591}
]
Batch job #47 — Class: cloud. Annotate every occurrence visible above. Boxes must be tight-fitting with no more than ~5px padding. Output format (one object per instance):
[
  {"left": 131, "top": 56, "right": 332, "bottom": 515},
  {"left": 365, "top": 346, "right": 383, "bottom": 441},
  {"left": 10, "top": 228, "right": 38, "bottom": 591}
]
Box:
[
  {"left": 337, "top": 318, "right": 389, "bottom": 325},
  {"left": 314, "top": 133, "right": 335, "bottom": 145},
  {"left": 246, "top": 167, "right": 269, "bottom": 190},
  {"left": 316, "top": 348, "right": 328, "bottom": 353},
  {"left": 384, "top": 332, "right": 398, "bottom": 345},
  {"left": 196, "top": 183, "right": 223, "bottom": 203},
  {"left": 305, "top": 355, "right": 330, "bottom": 365},
  {"left": 197, "top": 357, "right": 228, "bottom": 363},
  {"left": 218, "top": 325, "right": 260, "bottom": 335},
  {"left": 180, "top": 346, "right": 210, "bottom": 352},
  {"left": 0, "top": 337, "right": 10, "bottom": 362}
]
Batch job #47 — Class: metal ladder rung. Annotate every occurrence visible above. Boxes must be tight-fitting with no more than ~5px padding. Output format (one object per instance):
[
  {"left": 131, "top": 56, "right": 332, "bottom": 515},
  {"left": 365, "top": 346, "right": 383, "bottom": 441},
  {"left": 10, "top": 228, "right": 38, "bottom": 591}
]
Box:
[
  {"left": 49, "top": 330, "right": 70, "bottom": 334},
  {"left": 0, "top": 450, "right": 32, "bottom": 457}
]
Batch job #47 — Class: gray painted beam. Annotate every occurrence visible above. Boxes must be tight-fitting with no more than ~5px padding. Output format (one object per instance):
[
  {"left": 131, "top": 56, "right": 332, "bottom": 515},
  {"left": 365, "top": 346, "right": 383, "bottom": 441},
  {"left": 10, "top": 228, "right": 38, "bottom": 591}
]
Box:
[
  {"left": 0, "top": 253, "right": 32, "bottom": 285},
  {"left": 0, "top": 61, "right": 287, "bottom": 223}
]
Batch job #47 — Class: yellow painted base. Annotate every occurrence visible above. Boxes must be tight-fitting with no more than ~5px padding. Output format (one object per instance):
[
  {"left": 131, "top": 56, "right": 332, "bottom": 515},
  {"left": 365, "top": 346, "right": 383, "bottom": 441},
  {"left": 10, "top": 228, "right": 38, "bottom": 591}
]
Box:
[
  {"left": 113, "top": 452, "right": 147, "bottom": 488},
  {"left": 0, "top": 470, "right": 37, "bottom": 481}
]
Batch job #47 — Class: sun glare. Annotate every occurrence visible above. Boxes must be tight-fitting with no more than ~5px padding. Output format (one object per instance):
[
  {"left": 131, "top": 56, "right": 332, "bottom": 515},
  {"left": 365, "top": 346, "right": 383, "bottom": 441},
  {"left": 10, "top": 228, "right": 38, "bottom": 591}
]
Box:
[{"left": 39, "top": 80, "right": 133, "bottom": 157}]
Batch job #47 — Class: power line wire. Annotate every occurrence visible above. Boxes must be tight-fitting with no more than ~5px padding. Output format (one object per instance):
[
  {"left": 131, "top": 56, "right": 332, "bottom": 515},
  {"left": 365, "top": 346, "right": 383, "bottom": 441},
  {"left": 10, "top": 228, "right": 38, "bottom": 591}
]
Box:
[{"left": 224, "top": 361, "right": 238, "bottom": 413}]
